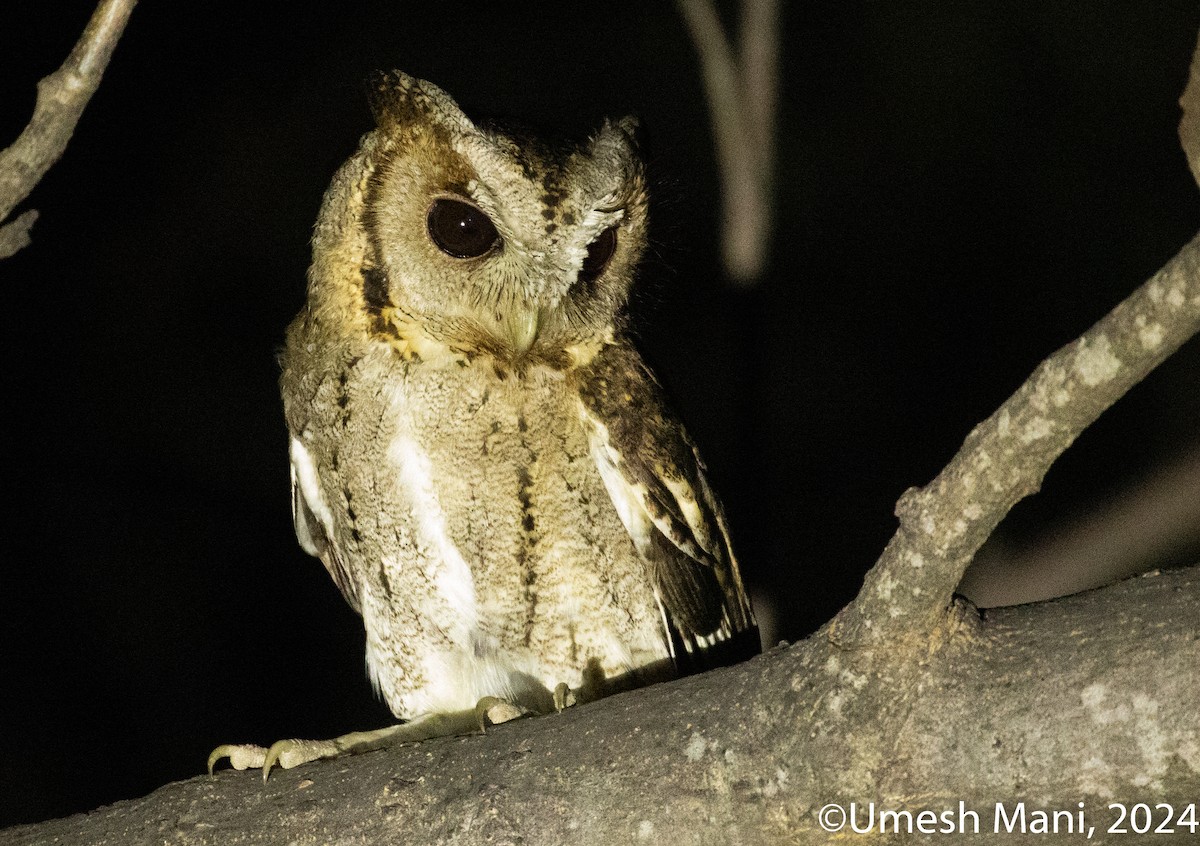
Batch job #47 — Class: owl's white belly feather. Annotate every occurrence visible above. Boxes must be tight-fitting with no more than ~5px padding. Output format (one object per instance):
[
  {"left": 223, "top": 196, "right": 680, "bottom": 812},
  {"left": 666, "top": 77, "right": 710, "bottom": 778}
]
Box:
[{"left": 386, "top": 432, "right": 479, "bottom": 639}]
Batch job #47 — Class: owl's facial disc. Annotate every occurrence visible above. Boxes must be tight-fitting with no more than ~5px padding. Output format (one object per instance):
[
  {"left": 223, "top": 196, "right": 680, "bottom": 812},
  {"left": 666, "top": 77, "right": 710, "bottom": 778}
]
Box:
[{"left": 420, "top": 187, "right": 624, "bottom": 355}]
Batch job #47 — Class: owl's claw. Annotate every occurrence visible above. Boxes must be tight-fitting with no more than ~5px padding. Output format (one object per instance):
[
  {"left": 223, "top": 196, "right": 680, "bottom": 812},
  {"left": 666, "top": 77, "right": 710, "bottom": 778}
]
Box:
[
  {"left": 474, "top": 696, "right": 529, "bottom": 731},
  {"left": 207, "top": 743, "right": 267, "bottom": 775},
  {"left": 206, "top": 739, "right": 332, "bottom": 780},
  {"left": 261, "top": 738, "right": 344, "bottom": 781},
  {"left": 207, "top": 710, "right": 519, "bottom": 779},
  {"left": 210, "top": 683, "right": 589, "bottom": 778}
]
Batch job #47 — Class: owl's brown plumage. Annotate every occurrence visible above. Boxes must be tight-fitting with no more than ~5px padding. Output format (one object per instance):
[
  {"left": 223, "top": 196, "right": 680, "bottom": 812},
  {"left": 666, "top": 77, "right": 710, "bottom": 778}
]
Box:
[{"left": 211, "top": 71, "right": 756, "bottom": 776}]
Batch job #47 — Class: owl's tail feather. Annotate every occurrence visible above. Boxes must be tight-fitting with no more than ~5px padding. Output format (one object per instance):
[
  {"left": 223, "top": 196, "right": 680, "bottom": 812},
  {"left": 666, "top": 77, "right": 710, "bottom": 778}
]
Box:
[{"left": 667, "top": 618, "right": 761, "bottom": 678}]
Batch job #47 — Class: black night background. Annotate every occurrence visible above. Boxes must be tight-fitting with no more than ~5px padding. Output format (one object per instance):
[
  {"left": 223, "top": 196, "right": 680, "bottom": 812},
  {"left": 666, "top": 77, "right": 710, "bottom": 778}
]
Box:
[{"left": 2, "top": 0, "right": 1199, "bottom": 828}]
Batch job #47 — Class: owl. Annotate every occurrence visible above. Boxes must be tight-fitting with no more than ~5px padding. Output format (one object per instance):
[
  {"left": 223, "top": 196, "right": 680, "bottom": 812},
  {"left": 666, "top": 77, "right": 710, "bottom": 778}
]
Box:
[{"left": 209, "top": 71, "right": 758, "bottom": 777}]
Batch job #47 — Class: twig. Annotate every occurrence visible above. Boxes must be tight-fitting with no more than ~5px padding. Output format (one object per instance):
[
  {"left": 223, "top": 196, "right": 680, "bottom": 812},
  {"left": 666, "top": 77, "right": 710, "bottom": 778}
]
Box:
[
  {"left": 0, "top": 208, "right": 38, "bottom": 260},
  {"left": 0, "top": 0, "right": 138, "bottom": 257}
]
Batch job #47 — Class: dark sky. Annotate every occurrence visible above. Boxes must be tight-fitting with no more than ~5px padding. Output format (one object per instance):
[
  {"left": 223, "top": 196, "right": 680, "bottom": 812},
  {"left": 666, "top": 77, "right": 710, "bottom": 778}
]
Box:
[{"left": 2, "top": 0, "right": 1199, "bottom": 828}]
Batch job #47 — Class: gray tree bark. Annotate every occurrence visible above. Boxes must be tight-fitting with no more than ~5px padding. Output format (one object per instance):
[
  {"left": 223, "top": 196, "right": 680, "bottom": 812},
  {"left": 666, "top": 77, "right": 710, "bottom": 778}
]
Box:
[
  {"left": 1, "top": 568, "right": 1196, "bottom": 845},
  {"left": 3, "top": 13, "right": 1199, "bottom": 846}
]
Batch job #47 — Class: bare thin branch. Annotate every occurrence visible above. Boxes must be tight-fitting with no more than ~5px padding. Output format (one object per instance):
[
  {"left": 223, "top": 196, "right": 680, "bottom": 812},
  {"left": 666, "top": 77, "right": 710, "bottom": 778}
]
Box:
[
  {"left": 676, "top": 0, "right": 779, "bottom": 284},
  {"left": 834, "top": 230, "right": 1200, "bottom": 648},
  {"left": 0, "top": 209, "right": 39, "bottom": 259},
  {"left": 1179, "top": 28, "right": 1200, "bottom": 188},
  {"left": 740, "top": 0, "right": 780, "bottom": 161},
  {"left": 0, "top": 0, "right": 138, "bottom": 252}
]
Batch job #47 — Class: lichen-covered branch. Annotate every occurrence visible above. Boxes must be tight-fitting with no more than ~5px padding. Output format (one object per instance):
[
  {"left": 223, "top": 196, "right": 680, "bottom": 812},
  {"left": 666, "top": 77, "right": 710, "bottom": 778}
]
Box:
[
  {"left": 5, "top": 567, "right": 1196, "bottom": 845},
  {"left": 832, "top": 229, "right": 1200, "bottom": 649},
  {"left": 0, "top": 0, "right": 137, "bottom": 258}
]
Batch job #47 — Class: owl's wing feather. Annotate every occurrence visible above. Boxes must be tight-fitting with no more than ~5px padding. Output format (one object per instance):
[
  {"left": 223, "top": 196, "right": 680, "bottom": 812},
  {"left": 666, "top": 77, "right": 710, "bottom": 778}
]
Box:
[
  {"left": 290, "top": 437, "right": 362, "bottom": 614},
  {"left": 576, "top": 341, "right": 758, "bottom": 670}
]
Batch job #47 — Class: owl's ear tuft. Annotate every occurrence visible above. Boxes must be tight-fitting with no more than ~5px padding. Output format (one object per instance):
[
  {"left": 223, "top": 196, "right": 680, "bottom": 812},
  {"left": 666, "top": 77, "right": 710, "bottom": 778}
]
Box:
[
  {"left": 590, "top": 115, "right": 644, "bottom": 175},
  {"left": 366, "top": 70, "right": 420, "bottom": 126},
  {"left": 366, "top": 70, "right": 477, "bottom": 135},
  {"left": 615, "top": 115, "right": 641, "bottom": 142},
  {"left": 592, "top": 115, "right": 643, "bottom": 155}
]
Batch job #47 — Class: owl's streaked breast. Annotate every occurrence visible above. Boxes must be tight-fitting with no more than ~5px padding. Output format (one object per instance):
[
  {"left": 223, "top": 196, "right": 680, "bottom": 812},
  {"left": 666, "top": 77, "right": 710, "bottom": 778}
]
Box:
[{"left": 312, "top": 350, "right": 669, "bottom": 718}]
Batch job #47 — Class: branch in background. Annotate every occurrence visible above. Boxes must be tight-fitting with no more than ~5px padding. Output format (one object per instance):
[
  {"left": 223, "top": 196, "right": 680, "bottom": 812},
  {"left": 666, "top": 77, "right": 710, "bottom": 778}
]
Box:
[
  {"left": 0, "top": 0, "right": 138, "bottom": 259},
  {"left": 676, "top": 0, "right": 779, "bottom": 285},
  {"left": 1179, "top": 28, "right": 1200, "bottom": 189},
  {"left": 961, "top": 442, "right": 1200, "bottom": 607}
]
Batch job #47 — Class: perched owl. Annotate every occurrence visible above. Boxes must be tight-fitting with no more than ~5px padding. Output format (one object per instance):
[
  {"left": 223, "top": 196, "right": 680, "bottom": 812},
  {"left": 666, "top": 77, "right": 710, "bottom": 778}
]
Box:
[{"left": 209, "top": 72, "right": 758, "bottom": 777}]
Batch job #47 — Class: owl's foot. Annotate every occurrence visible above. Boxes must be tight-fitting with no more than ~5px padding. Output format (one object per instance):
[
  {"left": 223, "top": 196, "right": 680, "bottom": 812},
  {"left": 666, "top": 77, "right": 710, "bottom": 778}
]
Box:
[
  {"left": 208, "top": 701, "right": 536, "bottom": 780},
  {"left": 553, "top": 681, "right": 575, "bottom": 712},
  {"left": 207, "top": 742, "right": 270, "bottom": 774},
  {"left": 207, "top": 723, "right": 418, "bottom": 781}
]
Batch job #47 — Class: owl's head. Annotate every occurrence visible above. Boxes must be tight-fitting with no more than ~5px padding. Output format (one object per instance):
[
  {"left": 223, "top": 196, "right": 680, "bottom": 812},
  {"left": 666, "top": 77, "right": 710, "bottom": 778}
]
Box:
[{"left": 309, "top": 71, "right": 648, "bottom": 372}]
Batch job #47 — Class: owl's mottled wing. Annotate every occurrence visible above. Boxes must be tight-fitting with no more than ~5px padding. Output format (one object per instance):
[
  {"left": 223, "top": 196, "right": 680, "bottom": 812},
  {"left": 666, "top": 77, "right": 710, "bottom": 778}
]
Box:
[
  {"left": 575, "top": 341, "right": 758, "bottom": 670},
  {"left": 289, "top": 436, "right": 362, "bottom": 614}
]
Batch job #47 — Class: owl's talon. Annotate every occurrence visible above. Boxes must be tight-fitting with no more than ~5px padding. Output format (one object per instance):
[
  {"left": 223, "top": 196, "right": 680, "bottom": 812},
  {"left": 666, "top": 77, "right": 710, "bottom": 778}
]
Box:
[
  {"left": 261, "top": 739, "right": 288, "bottom": 782},
  {"left": 474, "top": 696, "right": 528, "bottom": 731},
  {"left": 208, "top": 738, "right": 344, "bottom": 779},
  {"left": 207, "top": 743, "right": 267, "bottom": 776},
  {"left": 208, "top": 717, "right": 495, "bottom": 779},
  {"left": 261, "top": 738, "right": 344, "bottom": 781}
]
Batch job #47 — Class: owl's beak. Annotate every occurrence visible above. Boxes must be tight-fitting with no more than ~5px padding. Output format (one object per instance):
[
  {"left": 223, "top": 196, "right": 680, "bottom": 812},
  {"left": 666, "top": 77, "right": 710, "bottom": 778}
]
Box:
[{"left": 505, "top": 307, "right": 540, "bottom": 355}]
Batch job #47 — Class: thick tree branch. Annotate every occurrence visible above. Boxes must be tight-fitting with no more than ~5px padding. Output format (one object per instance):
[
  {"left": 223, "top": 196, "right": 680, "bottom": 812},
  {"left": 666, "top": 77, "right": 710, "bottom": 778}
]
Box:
[
  {"left": 0, "top": 0, "right": 137, "bottom": 257},
  {"left": 832, "top": 230, "right": 1200, "bottom": 650},
  {"left": 5, "top": 567, "right": 1196, "bottom": 845}
]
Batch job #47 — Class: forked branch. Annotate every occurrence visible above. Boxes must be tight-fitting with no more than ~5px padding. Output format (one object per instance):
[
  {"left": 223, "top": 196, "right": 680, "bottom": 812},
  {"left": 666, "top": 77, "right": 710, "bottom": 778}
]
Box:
[
  {"left": 828, "top": 30, "right": 1200, "bottom": 650},
  {"left": 835, "top": 225, "right": 1200, "bottom": 647}
]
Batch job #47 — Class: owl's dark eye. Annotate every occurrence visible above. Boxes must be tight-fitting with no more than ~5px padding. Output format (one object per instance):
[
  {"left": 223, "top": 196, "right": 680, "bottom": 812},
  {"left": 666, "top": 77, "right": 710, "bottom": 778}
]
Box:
[
  {"left": 577, "top": 225, "right": 618, "bottom": 287},
  {"left": 427, "top": 198, "right": 500, "bottom": 258}
]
